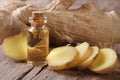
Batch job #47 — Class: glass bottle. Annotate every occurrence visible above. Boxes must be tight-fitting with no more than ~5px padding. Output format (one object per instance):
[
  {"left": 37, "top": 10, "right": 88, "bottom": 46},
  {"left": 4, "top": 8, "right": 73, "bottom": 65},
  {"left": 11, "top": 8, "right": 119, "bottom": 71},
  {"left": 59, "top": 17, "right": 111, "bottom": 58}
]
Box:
[{"left": 27, "top": 12, "right": 49, "bottom": 66}]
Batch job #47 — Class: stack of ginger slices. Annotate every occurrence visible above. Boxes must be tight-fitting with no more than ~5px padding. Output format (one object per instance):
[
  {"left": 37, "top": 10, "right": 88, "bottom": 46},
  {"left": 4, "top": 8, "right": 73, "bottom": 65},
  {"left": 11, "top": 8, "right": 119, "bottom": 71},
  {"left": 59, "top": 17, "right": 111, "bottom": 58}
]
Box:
[{"left": 46, "top": 42, "right": 118, "bottom": 74}]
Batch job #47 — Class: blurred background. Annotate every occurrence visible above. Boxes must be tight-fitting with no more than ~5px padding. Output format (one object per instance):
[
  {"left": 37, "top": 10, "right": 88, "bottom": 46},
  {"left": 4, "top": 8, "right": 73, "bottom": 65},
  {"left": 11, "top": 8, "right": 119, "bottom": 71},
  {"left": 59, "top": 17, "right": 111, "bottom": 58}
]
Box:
[
  {"left": 0, "top": 0, "right": 120, "bottom": 15},
  {"left": 22, "top": 0, "right": 120, "bottom": 16}
]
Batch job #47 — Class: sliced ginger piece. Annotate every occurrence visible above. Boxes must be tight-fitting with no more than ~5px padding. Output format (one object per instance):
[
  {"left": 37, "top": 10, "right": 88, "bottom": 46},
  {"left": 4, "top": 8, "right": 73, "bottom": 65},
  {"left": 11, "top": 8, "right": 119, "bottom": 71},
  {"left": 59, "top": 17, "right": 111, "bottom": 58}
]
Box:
[
  {"left": 79, "top": 46, "right": 99, "bottom": 68},
  {"left": 89, "top": 48, "right": 118, "bottom": 74},
  {"left": 75, "top": 42, "right": 92, "bottom": 65},
  {"left": 46, "top": 46, "right": 79, "bottom": 71}
]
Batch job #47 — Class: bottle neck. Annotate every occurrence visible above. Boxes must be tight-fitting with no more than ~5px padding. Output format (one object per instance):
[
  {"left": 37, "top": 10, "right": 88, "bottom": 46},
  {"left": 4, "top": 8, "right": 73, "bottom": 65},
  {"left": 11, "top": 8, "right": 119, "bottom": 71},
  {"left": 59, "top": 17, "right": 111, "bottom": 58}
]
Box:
[
  {"left": 31, "top": 25, "right": 45, "bottom": 30},
  {"left": 29, "top": 16, "right": 47, "bottom": 30}
]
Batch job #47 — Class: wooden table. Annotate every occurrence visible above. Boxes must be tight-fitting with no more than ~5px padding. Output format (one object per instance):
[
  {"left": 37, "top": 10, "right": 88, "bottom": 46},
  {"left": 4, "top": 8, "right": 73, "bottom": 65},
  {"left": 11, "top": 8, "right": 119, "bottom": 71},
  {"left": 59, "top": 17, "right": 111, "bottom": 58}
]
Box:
[{"left": 0, "top": 45, "right": 120, "bottom": 80}]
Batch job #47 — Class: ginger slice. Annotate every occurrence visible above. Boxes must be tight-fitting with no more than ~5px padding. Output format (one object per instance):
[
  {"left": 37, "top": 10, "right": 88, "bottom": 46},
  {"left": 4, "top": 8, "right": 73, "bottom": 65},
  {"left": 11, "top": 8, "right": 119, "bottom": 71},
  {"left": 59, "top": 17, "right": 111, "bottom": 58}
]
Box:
[
  {"left": 89, "top": 48, "right": 118, "bottom": 74},
  {"left": 79, "top": 46, "right": 99, "bottom": 69},
  {"left": 46, "top": 46, "right": 79, "bottom": 71},
  {"left": 75, "top": 42, "right": 92, "bottom": 64}
]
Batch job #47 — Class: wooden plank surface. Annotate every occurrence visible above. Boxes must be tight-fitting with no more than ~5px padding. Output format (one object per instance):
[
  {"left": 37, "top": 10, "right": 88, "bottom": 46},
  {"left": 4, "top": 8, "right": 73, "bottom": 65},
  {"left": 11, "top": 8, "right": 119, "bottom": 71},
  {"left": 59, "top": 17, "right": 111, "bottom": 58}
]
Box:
[{"left": 0, "top": 45, "right": 120, "bottom": 80}]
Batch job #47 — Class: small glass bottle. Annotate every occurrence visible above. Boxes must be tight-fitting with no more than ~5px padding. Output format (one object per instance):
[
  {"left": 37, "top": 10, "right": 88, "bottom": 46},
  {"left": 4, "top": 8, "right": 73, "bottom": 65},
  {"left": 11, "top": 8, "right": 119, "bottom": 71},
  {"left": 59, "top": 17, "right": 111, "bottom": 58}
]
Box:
[{"left": 27, "top": 12, "right": 49, "bottom": 66}]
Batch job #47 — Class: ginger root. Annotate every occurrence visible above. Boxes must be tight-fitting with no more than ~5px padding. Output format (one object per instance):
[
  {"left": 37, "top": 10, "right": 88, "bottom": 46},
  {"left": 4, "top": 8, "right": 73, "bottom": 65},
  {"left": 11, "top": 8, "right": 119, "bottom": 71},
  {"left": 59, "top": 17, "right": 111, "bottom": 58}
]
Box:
[
  {"left": 0, "top": 10, "right": 28, "bottom": 44},
  {"left": 0, "top": 0, "right": 120, "bottom": 47},
  {"left": 2, "top": 32, "right": 27, "bottom": 61},
  {"left": 0, "top": 0, "right": 26, "bottom": 14},
  {"left": 0, "top": 0, "right": 38, "bottom": 44},
  {"left": 42, "top": 0, "right": 120, "bottom": 47}
]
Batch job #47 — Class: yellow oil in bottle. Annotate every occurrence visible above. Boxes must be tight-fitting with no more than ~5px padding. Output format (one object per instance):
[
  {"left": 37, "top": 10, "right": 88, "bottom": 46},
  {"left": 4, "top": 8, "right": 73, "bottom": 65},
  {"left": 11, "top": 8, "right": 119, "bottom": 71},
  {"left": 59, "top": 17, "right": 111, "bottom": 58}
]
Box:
[{"left": 27, "top": 12, "right": 49, "bottom": 66}]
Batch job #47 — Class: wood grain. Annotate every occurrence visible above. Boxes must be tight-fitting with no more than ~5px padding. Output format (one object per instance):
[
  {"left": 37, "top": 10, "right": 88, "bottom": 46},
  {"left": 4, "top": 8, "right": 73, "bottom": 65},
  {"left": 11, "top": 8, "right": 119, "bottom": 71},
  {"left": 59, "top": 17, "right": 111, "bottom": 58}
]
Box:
[
  {"left": 0, "top": 45, "right": 120, "bottom": 80},
  {"left": 32, "top": 60, "right": 120, "bottom": 80},
  {"left": 22, "top": 65, "right": 47, "bottom": 80},
  {"left": 0, "top": 47, "right": 32, "bottom": 80}
]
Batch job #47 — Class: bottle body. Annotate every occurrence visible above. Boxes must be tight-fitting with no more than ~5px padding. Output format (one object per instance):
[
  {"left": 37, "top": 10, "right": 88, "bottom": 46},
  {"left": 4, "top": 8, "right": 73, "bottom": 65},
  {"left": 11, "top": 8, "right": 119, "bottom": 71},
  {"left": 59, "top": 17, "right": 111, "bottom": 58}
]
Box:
[
  {"left": 27, "top": 12, "right": 49, "bottom": 65},
  {"left": 28, "top": 26, "right": 49, "bottom": 65}
]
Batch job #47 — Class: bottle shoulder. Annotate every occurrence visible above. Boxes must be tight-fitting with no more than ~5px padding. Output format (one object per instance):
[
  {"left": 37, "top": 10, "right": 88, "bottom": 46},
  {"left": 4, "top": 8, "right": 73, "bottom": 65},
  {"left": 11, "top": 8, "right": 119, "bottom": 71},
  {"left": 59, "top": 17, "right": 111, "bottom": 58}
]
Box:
[{"left": 28, "top": 26, "right": 49, "bottom": 34}]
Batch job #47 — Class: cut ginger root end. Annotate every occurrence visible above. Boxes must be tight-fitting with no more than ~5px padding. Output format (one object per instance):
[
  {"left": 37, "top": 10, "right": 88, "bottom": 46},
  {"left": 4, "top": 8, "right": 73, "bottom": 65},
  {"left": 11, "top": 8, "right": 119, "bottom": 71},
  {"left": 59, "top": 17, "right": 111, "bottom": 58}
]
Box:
[
  {"left": 75, "top": 42, "right": 92, "bottom": 64},
  {"left": 46, "top": 46, "right": 79, "bottom": 71},
  {"left": 79, "top": 46, "right": 99, "bottom": 69},
  {"left": 89, "top": 48, "right": 118, "bottom": 74},
  {"left": 2, "top": 32, "right": 27, "bottom": 61}
]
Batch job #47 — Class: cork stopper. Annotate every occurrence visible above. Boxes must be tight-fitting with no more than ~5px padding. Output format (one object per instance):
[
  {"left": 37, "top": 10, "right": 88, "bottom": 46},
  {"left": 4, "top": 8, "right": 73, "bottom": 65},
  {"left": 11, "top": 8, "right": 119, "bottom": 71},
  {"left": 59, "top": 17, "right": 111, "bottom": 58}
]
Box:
[
  {"left": 31, "top": 11, "right": 44, "bottom": 27},
  {"left": 32, "top": 11, "right": 43, "bottom": 20}
]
